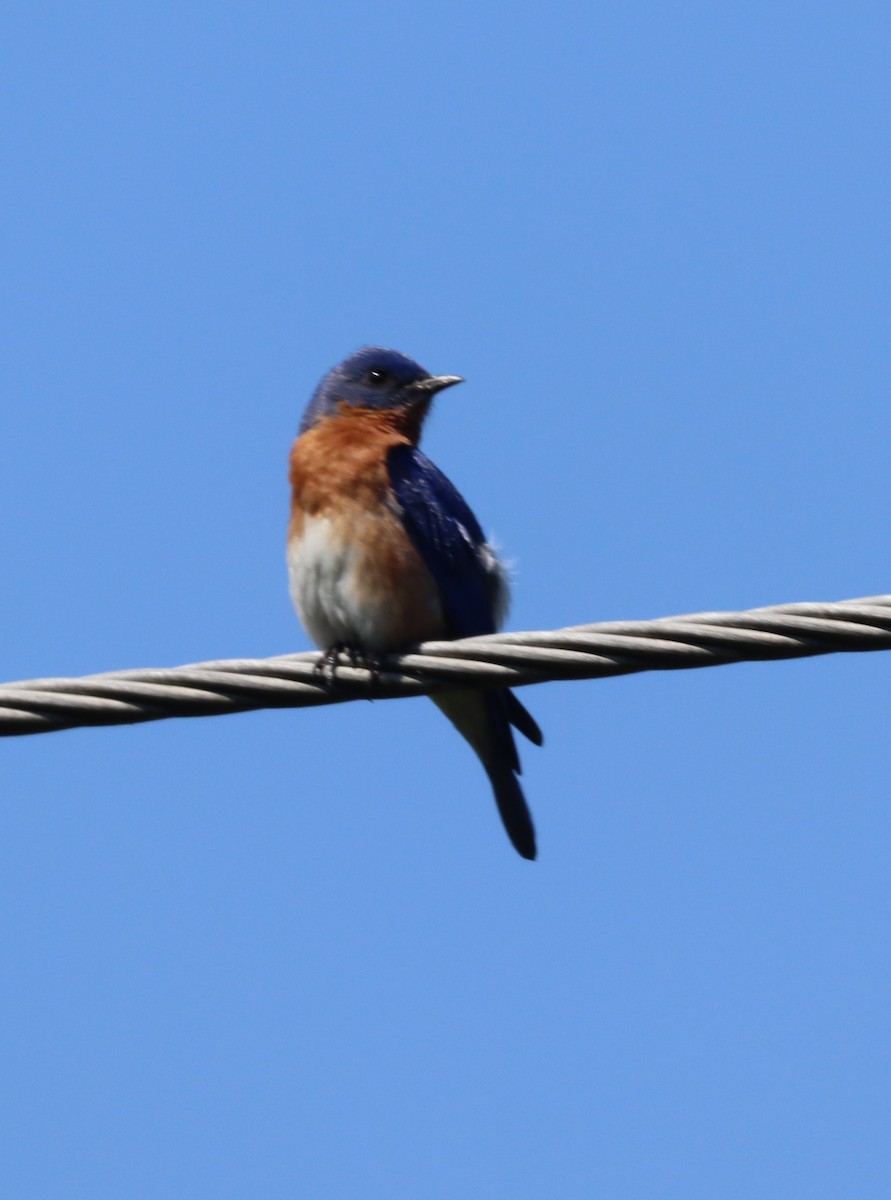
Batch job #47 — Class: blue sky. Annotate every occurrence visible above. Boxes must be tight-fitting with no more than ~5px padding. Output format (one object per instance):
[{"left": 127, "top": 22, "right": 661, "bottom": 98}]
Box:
[{"left": 3, "top": 3, "right": 891, "bottom": 1196}]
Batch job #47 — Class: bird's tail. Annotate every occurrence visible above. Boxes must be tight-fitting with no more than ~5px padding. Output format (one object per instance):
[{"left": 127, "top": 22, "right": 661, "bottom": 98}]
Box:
[{"left": 431, "top": 688, "right": 543, "bottom": 860}]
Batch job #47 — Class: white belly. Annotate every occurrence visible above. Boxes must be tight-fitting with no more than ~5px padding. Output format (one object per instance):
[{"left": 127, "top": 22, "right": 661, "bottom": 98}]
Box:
[
  {"left": 288, "top": 514, "right": 365, "bottom": 648},
  {"left": 287, "top": 512, "right": 444, "bottom": 652}
]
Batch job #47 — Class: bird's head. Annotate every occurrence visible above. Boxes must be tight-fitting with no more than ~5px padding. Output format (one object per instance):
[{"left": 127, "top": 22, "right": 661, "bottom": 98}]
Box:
[{"left": 299, "top": 346, "right": 463, "bottom": 434}]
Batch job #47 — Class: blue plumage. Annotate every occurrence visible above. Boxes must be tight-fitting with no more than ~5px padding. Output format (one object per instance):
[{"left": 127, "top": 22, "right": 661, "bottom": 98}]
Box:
[
  {"left": 290, "top": 346, "right": 543, "bottom": 859},
  {"left": 300, "top": 346, "right": 459, "bottom": 433},
  {"left": 388, "top": 444, "right": 499, "bottom": 639},
  {"left": 388, "top": 442, "right": 542, "bottom": 861}
]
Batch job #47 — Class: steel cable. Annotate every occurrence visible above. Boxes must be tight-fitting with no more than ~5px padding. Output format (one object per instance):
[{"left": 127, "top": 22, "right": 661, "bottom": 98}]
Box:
[{"left": 2, "top": 593, "right": 890, "bottom": 737}]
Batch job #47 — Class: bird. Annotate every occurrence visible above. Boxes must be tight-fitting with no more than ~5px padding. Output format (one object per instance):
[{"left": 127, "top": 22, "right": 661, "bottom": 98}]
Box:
[{"left": 287, "top": 346, "right": 543, "bottom": 859}]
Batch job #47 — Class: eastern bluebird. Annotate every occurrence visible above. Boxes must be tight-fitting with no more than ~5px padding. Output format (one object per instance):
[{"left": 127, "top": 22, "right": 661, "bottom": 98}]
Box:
[{"left": 287, "top": 347, "right": 543, "bottom": 859}]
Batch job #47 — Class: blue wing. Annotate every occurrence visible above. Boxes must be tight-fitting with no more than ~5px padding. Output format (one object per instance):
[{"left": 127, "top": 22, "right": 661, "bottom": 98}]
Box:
[
  {"left": 388, "top": 444, "right": 543, "bottom": 860},
  {"left": 387, "top": 444, "right": 500, "bottom": 639}
]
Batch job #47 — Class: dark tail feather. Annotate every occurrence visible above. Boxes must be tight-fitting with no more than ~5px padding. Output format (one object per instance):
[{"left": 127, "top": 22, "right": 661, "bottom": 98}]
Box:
[
  {"left": 484, "top": 762, "right": 537, "bottom": 860},
  {"left": 505, "top": 691, "right": 544, "bottom": 747},
  {"left": 430, "top": 688, "right": 542, "bottom": 860}
]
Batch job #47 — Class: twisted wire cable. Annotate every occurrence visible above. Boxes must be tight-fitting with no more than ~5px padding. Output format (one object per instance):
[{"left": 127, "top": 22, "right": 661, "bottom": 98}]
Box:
[{"left": 2, "top": 593, "right": 890, "bottom": 738}]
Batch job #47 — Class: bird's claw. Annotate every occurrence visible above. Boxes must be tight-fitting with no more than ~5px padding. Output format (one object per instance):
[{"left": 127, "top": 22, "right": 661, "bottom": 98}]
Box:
[{"left": 314, "top": 642, "right": 383, "bottom": 691}]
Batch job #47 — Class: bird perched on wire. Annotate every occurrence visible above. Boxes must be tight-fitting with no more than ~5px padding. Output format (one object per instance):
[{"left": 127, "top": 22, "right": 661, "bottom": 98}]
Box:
[{"left": 287, "top": 346, "right": 543, "bottom": 859}]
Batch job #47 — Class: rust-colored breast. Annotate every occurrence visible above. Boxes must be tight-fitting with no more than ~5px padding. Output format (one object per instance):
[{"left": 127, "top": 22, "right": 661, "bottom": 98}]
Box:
[
  {"left": 288, "top": 406, "right": 445, "bottom": 650},
  {"left": 289, "top": 406, "right": 410, "bottom": 530}
]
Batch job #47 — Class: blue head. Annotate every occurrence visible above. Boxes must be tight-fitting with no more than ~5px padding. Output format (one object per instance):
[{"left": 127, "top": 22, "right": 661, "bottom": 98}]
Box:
[{"left": 300, "top": 346, "right": 463, "bottom": 434}]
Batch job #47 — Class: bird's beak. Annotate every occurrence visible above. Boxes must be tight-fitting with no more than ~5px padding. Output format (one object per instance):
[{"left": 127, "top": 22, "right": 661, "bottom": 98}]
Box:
[{"left": 406, "top": 374, "right": 464, "bottom": 400}]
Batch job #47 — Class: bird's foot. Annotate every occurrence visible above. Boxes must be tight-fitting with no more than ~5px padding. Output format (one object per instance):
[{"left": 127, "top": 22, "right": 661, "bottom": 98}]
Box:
[
  {"left": 314, "top": 642, "right": 383, "bottom": 690},
  {"left": 314, "top": 642, "right": 351, "bottom": 683}
]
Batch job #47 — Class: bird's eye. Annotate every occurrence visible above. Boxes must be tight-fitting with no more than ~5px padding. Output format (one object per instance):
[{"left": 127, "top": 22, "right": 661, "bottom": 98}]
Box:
[{"left": 366, "top": 368, "right": 391, "bottom": 386}]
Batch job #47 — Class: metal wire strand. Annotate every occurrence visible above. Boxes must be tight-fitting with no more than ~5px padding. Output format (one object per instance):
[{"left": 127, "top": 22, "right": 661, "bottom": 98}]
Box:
[{"left": 2, "top": 593, "right": 890, "bottom": 737}]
